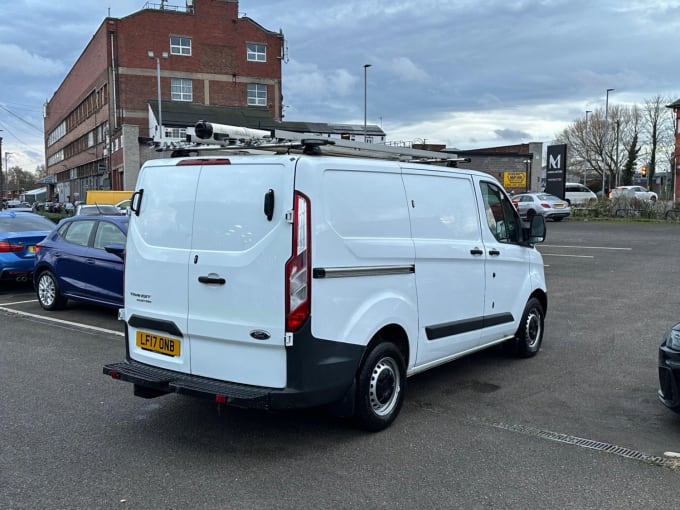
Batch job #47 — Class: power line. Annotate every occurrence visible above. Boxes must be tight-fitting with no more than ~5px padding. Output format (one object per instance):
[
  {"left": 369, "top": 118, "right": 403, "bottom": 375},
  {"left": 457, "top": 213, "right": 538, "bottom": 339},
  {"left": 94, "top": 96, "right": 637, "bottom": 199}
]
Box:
[{"left": 0, "top": 104, "right": 43, "bottom": 132}]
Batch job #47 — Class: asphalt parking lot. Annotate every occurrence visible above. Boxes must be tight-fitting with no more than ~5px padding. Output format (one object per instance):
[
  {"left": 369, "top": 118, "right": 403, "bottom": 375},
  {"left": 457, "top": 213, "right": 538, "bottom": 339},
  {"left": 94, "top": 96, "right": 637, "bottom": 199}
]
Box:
[{"left": 1, "top": 220, "right": 679, "bottom": 509}]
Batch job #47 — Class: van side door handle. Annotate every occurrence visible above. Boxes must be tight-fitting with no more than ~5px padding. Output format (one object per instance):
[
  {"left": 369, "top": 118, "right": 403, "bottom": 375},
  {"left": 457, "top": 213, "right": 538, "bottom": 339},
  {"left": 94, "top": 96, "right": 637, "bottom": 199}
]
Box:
[
  {"left": 470, "top": 247, "right": 484, "bottom": 256},
  {"left": 488, "top": 249, "right": 501, "bottom": 256},
  {"left": 198, "top": 275, "right": 226, "bottom": 285}
]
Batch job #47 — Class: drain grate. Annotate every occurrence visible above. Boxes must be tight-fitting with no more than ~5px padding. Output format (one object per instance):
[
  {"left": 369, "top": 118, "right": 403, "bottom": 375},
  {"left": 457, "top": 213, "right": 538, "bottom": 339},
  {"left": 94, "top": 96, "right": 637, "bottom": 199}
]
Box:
[{"left": 479, "top": 420, "right": 678, "bottom": 470}]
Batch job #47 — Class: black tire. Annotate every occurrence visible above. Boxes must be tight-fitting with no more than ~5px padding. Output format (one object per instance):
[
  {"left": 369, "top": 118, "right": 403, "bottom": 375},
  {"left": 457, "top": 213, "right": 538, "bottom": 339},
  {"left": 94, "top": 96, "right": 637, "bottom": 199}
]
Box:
[
  {"left": 36, "top": 270, "right": 67, "bottom": 310},
  {"left": 511, "top": 297, "right": 544, "bottom": 358},
  {"left": 354, "top": 341, "right": 406, "bottom": 432},
  {"left": 553, "top": 217, "right": 564, "bottom": 222}
]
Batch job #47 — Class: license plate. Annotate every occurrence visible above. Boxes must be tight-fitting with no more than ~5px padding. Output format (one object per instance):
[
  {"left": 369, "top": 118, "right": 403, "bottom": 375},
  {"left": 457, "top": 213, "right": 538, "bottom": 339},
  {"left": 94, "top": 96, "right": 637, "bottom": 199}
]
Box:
[
  {"left": 554, "top": 204, "right": 564, "bottom": 208},
  {"left": 136, "top": 331, "right": 181, "bottom": 357}
]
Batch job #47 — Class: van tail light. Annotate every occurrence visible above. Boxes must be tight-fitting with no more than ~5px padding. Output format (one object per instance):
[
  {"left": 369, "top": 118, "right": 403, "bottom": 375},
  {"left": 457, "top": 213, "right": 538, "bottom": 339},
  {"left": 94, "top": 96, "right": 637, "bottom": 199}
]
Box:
[{"left": 285, "top": 192, "right": 311, "bottom": 332}]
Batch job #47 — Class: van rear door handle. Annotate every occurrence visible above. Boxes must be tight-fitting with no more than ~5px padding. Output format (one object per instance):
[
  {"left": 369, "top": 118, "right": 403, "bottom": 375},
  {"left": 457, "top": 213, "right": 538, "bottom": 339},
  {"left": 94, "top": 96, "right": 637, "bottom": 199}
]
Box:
[
  {"left": 198, "top": 275, "right": 226, "bottom": 285},
  {"left": 470, "top": 248, "right": 483, "bottom": 256}
]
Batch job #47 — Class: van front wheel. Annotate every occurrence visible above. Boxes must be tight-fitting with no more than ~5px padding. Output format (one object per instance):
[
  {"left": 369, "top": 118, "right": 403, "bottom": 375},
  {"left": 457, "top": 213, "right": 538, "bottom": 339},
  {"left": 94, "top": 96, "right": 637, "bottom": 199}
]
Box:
[
  {"left": 354, "top": 342, "right": 406, "bottom": 432},
  {"left": 512, "top": 297, "right": 544, "bottom": 358}
]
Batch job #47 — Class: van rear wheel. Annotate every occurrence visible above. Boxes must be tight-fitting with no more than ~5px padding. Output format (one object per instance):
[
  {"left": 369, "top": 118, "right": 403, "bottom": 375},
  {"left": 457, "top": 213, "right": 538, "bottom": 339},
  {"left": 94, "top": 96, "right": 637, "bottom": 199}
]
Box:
[{"left": 354, "top": 341, "right": 406, "bottom": 432}]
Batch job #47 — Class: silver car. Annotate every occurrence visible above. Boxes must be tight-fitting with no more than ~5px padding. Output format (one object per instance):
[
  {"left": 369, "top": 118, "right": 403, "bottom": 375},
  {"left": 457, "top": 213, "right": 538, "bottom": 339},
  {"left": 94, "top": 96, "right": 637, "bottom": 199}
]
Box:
[{"left": 511, "top": 192, "right": 571, "bottom": 222}]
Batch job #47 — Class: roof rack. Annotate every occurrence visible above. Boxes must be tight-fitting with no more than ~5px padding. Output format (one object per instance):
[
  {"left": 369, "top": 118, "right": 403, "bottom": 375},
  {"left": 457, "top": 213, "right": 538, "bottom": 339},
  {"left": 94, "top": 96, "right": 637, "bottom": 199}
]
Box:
[{"left": 160, "top": 121, "right": 471, "bottom": 166}]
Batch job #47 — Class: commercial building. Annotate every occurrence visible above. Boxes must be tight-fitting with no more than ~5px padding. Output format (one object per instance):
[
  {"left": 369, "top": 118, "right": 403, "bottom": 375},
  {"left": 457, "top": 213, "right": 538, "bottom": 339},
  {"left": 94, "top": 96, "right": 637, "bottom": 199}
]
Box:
[{"left": 43, "top": 0, "right": 283, "bottom": 201}]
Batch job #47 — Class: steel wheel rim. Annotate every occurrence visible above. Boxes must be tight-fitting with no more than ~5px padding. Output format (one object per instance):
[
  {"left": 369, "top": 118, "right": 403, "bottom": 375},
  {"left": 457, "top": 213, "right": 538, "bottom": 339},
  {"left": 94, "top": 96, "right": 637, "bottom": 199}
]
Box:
[
  {"left": 525, "top": 308, "right": 542, "bottom": 349},
  {"left": 369, "top": 356, "right": 400, "bottom": 416},
  {"left": 38, "top": 274, "right": 56, "bottom": 307}
]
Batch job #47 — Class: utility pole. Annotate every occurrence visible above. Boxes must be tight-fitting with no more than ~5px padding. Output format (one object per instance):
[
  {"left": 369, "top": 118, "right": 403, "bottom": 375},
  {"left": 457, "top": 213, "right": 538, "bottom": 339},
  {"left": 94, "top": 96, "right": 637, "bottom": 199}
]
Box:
[
  {"left": 363, "top": 64, "right": 372, "bottom": 141},
  {"left": 602, "top": 88, "right": 614, "bottom": 195},
  {"left": 585, "top": 110, "right": 591, "bottom": 186}
]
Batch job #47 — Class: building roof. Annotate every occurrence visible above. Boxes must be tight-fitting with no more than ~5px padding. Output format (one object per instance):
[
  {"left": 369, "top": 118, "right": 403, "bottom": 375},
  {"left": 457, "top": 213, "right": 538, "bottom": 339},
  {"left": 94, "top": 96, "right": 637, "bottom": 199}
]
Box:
[{"left": 149, "top": 100, "right": 386, "bottom": 137}]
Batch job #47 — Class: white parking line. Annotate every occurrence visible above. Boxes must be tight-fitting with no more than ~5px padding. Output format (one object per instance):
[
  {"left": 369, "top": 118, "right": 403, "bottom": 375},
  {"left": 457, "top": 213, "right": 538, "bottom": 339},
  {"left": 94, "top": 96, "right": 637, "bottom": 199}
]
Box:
[
  {"left": 0, "top": 305, "right": 124, "bottom": 337},
  {"left": 1, "top": 299, "right": 40, "bottom": 306}
]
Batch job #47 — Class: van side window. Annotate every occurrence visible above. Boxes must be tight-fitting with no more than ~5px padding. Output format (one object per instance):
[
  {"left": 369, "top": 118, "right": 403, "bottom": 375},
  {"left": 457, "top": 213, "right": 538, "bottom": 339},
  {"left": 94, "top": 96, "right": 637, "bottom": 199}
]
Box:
[{"left": 481, "top": 182, "right": 519, "bottom": 243}]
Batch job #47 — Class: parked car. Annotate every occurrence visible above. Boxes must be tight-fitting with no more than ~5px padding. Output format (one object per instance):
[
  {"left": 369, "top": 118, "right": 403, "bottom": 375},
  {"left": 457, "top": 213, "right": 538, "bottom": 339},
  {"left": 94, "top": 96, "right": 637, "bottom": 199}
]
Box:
[
  {"left": 0, "top": 211, "right": 55, "bottom": 283},
  {"left": 511, "top": 192, "right": 571, "bottom": 221},
  {"left": 115, "top": 199, "right": 131, "bottom": 215},
  {"left": 609, "top": 185, "right": 657, "bottom": 201},
  {"left": 75, "top": 204, "right": 124, "bottom": 216},
  {"left": 658, "top": 322, "right": 680, "bottom": 414},
  {"left": 564, "top": 183, "right": 597, "bottom": 205},
  {"left": 34, "top": 215, "right": 128, "bottom": 309},
  {"left": 5, "top": 200, "right": 33, "bottom": 212}
]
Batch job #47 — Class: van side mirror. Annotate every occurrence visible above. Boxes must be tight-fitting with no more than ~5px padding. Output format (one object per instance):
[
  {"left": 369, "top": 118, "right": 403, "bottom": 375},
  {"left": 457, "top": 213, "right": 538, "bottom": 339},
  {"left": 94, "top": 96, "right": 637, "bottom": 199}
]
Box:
[{"left": 525, "top": 215, "right": 546, "bottom": 244}]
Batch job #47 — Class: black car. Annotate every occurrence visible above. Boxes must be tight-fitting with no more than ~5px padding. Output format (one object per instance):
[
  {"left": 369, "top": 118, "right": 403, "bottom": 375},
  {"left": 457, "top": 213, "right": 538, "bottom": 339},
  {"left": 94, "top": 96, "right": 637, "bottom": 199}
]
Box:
[{"left": 658, "top": 322, "right": 680, "bottom": 413}]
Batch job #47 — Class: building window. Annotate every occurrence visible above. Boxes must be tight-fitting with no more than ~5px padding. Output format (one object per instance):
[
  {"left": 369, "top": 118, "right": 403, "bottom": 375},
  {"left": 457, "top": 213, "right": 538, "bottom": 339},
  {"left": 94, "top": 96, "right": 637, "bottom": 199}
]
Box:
[
  {"left": 166, "top": 127, "right": 187, "bottom": 139},
  {"left": 170, "top": 36, "right": 192, "bottom": 56},
  {"left": 247, "top": 43, "right": 266, "bottom": 62},
  {"left": 247, "top": 83, "right": 267, "bottom": 106},
  {"left": 171, "top": 78, "right": 193, "bottom": 102}
]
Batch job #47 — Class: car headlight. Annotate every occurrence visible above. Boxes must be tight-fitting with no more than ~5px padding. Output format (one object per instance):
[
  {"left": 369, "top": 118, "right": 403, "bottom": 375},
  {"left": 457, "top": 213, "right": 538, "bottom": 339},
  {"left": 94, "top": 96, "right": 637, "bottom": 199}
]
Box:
[{"left": 666, "top": 327, "right": 680, "bottom": 351}]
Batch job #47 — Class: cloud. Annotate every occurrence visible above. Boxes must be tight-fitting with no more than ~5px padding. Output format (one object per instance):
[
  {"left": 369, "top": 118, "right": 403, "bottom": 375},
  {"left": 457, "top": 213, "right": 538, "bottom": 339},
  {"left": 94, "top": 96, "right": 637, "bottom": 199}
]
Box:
[
  {"left": 0, "top": 44, "right": 66, "bottom": 77},
  {"left": 389, "top": 57, "right": 429, "bottom": 83}
]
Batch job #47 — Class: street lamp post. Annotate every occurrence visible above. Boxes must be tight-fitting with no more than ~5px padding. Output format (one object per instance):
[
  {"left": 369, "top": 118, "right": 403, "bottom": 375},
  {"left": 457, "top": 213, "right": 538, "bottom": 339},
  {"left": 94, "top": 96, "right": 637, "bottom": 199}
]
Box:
[
  {"left": 148, "top": 50, "right": 168, "bottom": 142},
  {"left": 602, "top": 88, "right": 614, "bottom": 195},
  {"left": 363, "top": 64, "right": 372, "bottom": 141},
  {"left": 585, "top": 110, "right": 591, "bottom": 185},
  {"left": 523, "top": 159, "right": 532, "bottom": 192},
  {"left": 5, "top": 152, "right": 12, "bottom": 198}
]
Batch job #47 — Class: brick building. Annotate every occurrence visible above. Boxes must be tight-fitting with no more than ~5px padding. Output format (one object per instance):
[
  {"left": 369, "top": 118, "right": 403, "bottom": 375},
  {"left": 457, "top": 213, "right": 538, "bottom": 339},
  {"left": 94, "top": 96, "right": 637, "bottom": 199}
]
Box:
[
  {"left": 43, "top": 0, "right": 283, "bottom": 201},
  {"left": 666, "top": 99, "right": 680, "bottom": 200},
  {"left": 450, "top": 143, "right": 544, "bottom": 194}
]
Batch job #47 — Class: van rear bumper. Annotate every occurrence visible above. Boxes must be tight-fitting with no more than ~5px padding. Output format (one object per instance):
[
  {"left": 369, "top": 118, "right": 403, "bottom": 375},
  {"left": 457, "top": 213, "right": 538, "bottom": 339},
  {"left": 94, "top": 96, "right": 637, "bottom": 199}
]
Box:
[
  {"left": 104, "top": 359, "right": 275, "bottom": 408},
  {"left": 104, "top": 319, "right": 366, "bottom": 410}
]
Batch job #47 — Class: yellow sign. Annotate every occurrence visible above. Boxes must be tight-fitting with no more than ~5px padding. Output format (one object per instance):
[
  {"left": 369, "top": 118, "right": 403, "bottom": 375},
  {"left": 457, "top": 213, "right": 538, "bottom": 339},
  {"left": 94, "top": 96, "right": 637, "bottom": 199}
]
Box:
[{"left": 504, "top": 172, "right": 526, "bottom": 188}]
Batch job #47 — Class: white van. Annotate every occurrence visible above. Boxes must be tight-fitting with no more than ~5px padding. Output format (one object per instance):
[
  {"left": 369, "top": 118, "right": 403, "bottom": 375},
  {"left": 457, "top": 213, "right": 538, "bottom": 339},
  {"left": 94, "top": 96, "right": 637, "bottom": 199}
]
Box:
[
  {"left": 104, "top": 135, "right": 547, "bottom": 431},
  {"left": 564, "top": 182, "right": 597, "bottom": 205}
]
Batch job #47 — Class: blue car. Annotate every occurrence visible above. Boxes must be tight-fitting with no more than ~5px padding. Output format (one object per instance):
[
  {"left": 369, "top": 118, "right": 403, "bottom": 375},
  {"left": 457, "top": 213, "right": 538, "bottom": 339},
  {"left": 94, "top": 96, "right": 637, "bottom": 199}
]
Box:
[
  {"left": 34, "top": 215, "right": 128, "bottom": 310},
  {"left": 0, "top": 211, "right": 55, "bottom": 283}
]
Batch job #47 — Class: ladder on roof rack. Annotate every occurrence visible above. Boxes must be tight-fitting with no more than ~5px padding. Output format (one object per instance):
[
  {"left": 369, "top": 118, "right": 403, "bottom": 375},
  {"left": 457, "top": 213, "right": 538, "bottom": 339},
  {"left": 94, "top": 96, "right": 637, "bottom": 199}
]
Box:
[{"left": 160, "top": 121, "right": 471, "bottom": 165}]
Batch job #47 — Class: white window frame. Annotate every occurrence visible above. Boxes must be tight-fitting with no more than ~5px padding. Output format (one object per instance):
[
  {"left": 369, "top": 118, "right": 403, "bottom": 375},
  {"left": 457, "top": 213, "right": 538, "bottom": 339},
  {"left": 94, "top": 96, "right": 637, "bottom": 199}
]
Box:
[
  {"left": 247, "top": 43, "right": 266, "bottom": 62},
  {"left": 171, "top": 78, "right": 193, "bottom": 102},
  {"left": 247, "top": 83, "right": 267, "bottom": 106},
  {"left": 170, "top": 36, "right": 192, "bottom": 56}
]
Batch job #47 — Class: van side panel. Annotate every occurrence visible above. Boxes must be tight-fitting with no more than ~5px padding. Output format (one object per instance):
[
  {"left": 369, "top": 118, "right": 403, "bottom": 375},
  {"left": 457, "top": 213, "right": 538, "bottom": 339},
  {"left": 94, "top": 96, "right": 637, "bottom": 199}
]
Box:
[
  {"left": 296, "top": 160, "right": 418, "bottom": 357},
  {"left": 401, "top": 170, "right": 486, "bottom": 366},
  {"left": 124, "top": 163, "right": 199, "bottom": 373}
]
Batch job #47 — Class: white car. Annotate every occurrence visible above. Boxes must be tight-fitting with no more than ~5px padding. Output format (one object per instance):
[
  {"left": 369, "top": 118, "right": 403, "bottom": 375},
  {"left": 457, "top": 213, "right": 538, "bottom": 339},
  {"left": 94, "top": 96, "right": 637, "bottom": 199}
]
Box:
[
  {"left": 609, "top": 185, "right": 657, "bottom": 201},
  {"left": 564, "top": 183, "right": 597, "bottom": 205}
]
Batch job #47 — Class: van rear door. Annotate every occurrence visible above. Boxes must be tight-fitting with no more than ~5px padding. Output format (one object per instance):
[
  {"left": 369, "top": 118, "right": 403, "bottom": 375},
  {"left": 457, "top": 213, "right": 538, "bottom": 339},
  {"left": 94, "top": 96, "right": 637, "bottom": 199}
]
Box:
[
  {"left": 186, "top": 159, "right": 294, "bottom": 388},
  {"left": 125, "top": 162, "right": 199, "bottom": 375}
]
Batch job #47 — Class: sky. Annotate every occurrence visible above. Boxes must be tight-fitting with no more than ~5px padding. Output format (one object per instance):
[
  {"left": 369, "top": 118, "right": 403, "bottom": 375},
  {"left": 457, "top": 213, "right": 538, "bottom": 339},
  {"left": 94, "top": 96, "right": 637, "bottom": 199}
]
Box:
[{"left": 1, "top": 0, "right": 680, "bottom": 172}]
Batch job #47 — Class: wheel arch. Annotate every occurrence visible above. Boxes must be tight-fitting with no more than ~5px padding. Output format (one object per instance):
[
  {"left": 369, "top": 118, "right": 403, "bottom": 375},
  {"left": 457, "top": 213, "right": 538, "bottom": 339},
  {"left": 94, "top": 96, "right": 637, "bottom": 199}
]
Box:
[
  {"left": 530, "top": 288, "right": 548, "bottom": 317},
  {"left": 360, "top": 323, "right": 410, "bottom": 371}
]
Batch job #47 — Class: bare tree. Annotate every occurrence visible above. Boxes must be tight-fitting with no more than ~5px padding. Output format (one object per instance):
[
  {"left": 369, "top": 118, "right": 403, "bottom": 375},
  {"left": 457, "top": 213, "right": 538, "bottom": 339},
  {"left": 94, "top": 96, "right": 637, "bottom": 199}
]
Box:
[
  {"left": 642, "top": 95, "right": 674, "bottom": 192},
  {"left": 555, "top": 104, "right": 640, "bottom": 192}
]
